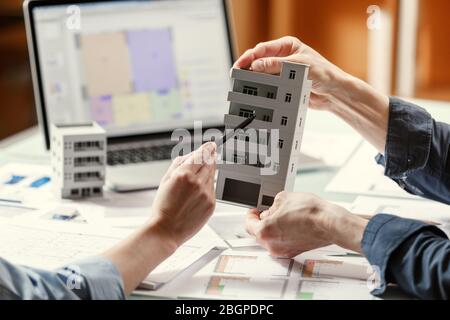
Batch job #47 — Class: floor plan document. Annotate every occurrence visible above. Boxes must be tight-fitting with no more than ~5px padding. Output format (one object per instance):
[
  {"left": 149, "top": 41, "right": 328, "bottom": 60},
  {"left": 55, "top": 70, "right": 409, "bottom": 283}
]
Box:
[{"left": 174, "top": 249, "right": 376, "bottom": 300}]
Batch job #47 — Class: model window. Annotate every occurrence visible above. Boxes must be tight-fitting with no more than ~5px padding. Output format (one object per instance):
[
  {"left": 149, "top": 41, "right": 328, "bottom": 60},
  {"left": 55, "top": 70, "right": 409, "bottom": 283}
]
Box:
[
  {"left": 262, "top": 115, "right": 270, "bottom": 122},
  {"left": 243, "top": 86, "right": 258, "bottom": 96},
  {"left": 82, "top": 188, "right": 91, "bottom": 197},
  {"left": 289, "top": 70, "right": 296, "bottom": 80},
  {"left": 261, "top": 195, "right": 275, "bottom": 206},
  {"left": 278, "top": 139, "right": 284, "bottom": 149},
  {"left": 285, "top": 93, "right": 292, "bottom": 103},
  {"left": 273, "top": 162, "right": 280, "bottom": 173},
  {"left": 233, "top": 154, "right": 245, "bottom": 164},
  {"left": 295, "top": 140, "right": 299, "bottom": 150},
  {"left": 267, "top": 92, "right": 275, "bottom": 99},
  {"left": 239, "top": 108, "right": 254, "bottom": 118},
  {"left": 281, "top": 116, "right": 288, "bottom": 126}
]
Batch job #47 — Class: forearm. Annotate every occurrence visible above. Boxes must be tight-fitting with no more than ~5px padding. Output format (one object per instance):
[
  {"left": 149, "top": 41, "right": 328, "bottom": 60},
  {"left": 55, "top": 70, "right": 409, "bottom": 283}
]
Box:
[
  {"left": 325, "top": 204, "right": 368, "bottom": 254},
  {"left": 327, "top": 73, "right": 390, "bottom": 154},
  {"left": 103, "top": 221, "right": 177, "bottom": 296}
]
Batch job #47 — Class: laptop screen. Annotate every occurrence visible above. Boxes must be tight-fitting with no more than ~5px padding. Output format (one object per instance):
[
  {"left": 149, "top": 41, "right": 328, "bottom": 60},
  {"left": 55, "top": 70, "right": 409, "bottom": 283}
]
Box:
[{"left": 31, "top": 0, "right": 232, "bottom": 138}]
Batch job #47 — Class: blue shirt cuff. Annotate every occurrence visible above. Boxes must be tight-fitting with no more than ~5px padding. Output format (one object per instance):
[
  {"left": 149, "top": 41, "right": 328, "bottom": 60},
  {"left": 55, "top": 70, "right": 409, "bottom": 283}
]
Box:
[
  {"left": 65, "top": 256, "right": 125, "bottom": 300},
  {"left": 376, "top": 97, "right": 433, "bottom": 179},
  {"left": 361, "top": 214, "right": 446, "bottom": 296}
]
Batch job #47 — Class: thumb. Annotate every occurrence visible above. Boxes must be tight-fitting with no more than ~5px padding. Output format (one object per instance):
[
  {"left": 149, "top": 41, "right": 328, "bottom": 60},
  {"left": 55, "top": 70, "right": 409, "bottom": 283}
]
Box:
[{"left": 250, "top": 57, "right": 285, "bottom": 74}]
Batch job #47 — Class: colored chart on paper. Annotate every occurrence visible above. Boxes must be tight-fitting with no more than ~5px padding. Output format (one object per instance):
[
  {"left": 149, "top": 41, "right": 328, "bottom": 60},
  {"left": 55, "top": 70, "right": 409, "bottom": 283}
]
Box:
[
  {"left": 301, "top": 259, "right": 344, "bottom": 278},
  {"left": 4, "top": 175, "right": 26, "bottom": 185},
  {"left": 214, "top": 254, "right": 293, "bottom": 277},
  {"left": 0, "top": 164, "right": 54, "bottom": 206},
  {"left": 30, "top": 177, "right": 51, "bottom": 188},
  {"left": 300, "top": 258, "right": 369, "bottom": 280},
  {"left": 2, "top": 175, "right": 50, "bottom": 189},
  {"left": 296, "top": 279, "right": 373, "bottom": 300},
  {"left": 206, "top": 276, "right": 287, "bottom": 299}
]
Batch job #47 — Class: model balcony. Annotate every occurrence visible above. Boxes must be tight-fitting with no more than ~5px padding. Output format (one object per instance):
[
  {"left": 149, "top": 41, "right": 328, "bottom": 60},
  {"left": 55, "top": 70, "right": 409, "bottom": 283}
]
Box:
[
  {"left": 73, "top": 141, "right": 105, "bottom": 152},
  {"left": 73, "top": 156, "right": 103, "bottom": 167},
  {"left": 227, "top": 91, "right": 280, "bottom": 110},
  {"left": 231, "top": 68, "right": 283, "bottom": 87},
  {"left": 224, "top": 114, "right": 273, "bottom": 130},
  {"left": 73, "top": 171, "right": 104, "bottom": 183}
]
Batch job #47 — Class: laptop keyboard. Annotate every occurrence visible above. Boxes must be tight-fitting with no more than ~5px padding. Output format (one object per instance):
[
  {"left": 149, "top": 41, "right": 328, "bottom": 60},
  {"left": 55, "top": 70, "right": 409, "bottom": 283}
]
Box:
[{"left": 107, "top": 143, "right": 176, "bottom": 166}]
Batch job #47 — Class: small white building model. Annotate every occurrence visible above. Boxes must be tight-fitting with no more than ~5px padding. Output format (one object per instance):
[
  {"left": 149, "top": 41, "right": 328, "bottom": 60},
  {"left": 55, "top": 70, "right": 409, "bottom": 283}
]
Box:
[
  {"left": 216, "top": 62, "right": 312, "bottom": 210},
  {"left": 51, "top": 122, "right": 106, "bottom": 199}
]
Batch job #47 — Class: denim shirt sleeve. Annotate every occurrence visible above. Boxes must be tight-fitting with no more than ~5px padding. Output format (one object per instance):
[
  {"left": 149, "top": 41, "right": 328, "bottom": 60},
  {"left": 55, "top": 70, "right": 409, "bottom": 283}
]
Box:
[
  {"left": 0, "top": 256, "right": 125, "bottom": 300},
  {"left": 376, "top": 97, "right": 450, "bottom": 204},
  {"left": 362, "top": 214, "right": 450, "bottom": 299}
]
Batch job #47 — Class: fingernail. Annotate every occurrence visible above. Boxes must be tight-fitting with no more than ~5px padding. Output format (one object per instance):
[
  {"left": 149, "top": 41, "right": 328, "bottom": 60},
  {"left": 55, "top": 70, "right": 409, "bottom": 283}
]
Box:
[{"left": 204, "top": 141, "right": 216, "bottom": 153}]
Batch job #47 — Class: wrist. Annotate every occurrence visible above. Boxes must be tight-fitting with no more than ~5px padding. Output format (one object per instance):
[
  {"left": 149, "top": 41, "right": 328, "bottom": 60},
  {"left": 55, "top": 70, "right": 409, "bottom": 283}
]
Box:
[
  {"left": 323, "top": 204, "right": 368, "bottom": 253},
  {"left": 327, "top": 72, "right": 363, "bottom": 114},
  {"left": 144, "top": 218, "right": 179, "bottom": 255}
]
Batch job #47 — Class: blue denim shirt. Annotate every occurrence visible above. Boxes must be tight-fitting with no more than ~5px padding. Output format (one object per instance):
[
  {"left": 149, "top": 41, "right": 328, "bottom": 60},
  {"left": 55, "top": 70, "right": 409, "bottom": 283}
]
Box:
[
  {"left": 363, "top": 97, "right": 450, "bottom": 299},
  {"left": 0, "top": 256, "right": 124, "bottom": 300}
]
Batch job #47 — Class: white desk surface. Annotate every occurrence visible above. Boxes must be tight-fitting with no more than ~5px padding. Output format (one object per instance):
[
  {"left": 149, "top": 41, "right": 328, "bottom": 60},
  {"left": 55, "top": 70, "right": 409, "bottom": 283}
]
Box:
[{"left": 1, "top": 97, "right": 450, "bottom": 300}]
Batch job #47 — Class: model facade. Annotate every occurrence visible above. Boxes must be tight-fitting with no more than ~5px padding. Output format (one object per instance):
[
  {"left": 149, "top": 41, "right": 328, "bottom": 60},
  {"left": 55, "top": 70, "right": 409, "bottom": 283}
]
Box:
[
  {"left": 216, "top": 62, "right": 312, "bottom": 210},
  {"left": 51, "top": 122, "right": 106, "bottom": 199}
]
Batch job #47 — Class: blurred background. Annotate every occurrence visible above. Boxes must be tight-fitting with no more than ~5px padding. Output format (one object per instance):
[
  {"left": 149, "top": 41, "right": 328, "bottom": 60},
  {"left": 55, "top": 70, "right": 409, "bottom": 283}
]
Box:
[{"left": 1, "top": 0, "right": 449, "bottom": 141}]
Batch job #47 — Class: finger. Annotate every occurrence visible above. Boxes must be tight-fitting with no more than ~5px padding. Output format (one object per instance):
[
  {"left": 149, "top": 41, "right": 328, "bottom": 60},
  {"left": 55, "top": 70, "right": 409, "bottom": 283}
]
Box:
[
  {"left": 250, "top": 57, "right": 286, "bottom": 74},
  {"left": 233, "top": 37, "right": 296, "bottom": 70},
  {"left": 245, "top": 209, "right": 262, "bottom": 237},
  {"left": 163, "top": 154, "right": 189, "bottom": 180},
  {"left": 197, "top": 159, "right": 216, "bottom": 184},
  {"left": 177, "top": 142, "right": 216, "bottom": 174},
  {"left": 251, "top": 51, "right": 309, "bottom": 74},
  {"left": 259, "top": 209, "right": 272, "bottom": 220}
]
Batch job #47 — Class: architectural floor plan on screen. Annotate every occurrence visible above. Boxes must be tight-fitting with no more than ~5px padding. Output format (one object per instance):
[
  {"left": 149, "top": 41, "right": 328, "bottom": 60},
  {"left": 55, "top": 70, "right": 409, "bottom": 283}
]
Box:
[{"left": 79, "top": 28, "right": 181, "bottom": 128}]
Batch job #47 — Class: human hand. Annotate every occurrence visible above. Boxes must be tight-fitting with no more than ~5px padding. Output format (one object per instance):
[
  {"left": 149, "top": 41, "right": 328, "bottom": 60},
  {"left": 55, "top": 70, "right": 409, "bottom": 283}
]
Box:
[
  {"left": 149, "top": 142, "right": 217, "bottom": 248},
  {"left": 233, "top": 36, "right": 350, "bottom": 111},
  {"left": 245, "top": 192, "right": 368, "bottom": 258}
]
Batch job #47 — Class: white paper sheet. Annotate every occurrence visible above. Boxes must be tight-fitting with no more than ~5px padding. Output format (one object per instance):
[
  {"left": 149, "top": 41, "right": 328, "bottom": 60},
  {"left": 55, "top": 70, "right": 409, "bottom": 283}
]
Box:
[
  {"left": 351, "top": 196, "right": 450, "bottom": 236},
  {"left": 300, "top": 132, "right": 362, "bottom": 169},
  {"left": 0, "top": 218, "right": 222, "bottom": 290},
  {"left": 326, "top": 142, "right": 422, "bottom": 199}
]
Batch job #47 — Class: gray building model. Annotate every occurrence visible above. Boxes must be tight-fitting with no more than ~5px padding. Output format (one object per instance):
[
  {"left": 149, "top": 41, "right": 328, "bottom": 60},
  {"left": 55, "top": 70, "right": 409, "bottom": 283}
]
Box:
[{"left": 216, "top": 62, "right": 312, "bottom": 210}]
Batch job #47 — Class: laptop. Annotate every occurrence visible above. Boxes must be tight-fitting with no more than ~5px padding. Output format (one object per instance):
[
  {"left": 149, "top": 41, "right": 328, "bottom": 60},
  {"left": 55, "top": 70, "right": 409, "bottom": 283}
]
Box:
[{"left": 24, "top": 0, "right": 235, "bottom": 191}]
